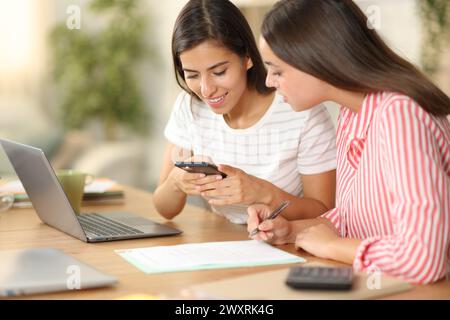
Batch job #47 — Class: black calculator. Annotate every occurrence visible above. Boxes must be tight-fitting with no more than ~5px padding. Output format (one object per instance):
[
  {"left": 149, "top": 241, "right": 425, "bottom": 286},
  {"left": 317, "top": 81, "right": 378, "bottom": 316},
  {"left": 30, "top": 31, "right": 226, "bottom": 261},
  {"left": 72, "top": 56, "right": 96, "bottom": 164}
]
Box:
[{"left": 285, "top": 266, "right": 353, "bottom": 290}]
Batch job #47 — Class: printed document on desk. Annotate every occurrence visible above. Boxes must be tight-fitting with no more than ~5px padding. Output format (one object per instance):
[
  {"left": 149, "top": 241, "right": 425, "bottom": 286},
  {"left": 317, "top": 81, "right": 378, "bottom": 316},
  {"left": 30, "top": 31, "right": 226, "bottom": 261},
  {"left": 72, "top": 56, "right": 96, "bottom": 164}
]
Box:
[
  {"left": 115, "top": 240, "right": 305, "bottom": 274},
  {"left": 0, "top": 177, "right": 124, "bottom": 208}
]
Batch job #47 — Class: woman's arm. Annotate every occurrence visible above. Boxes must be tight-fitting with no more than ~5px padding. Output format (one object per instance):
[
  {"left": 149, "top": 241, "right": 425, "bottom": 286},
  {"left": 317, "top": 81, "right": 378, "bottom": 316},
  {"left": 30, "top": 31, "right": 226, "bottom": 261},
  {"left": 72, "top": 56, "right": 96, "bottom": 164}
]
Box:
[
  {"left": 153, "top": 143, "right": 224, "bottom": 219},
  {"left": 299, "top": 102, "right": 450, "bottom": 283},
  {"left": 347, "top": 102, "right": 450, "bottom": 284},
  {"left": 153, "top": 143, "right": 188, "bottom": 219},
  {"left": 248, "top": 204, "right": 360, "bottom": 264},
  {"left": 297, "top": 104, "right": 450, "bottom": 284},
  {"left": 247, "top": 204, "right": 339, "bottom": 244},
  {"left": 294, "top": 225, "right": 361, "bottom": 264},
  {"left": 264, "top": 102, "right": 337, "bottom": 220},
  {"left": 199, "top": 165, "right": 336, "bottom": 220},
  {"left": 265, "top": 170, "right": 336, "bottom": 220}
]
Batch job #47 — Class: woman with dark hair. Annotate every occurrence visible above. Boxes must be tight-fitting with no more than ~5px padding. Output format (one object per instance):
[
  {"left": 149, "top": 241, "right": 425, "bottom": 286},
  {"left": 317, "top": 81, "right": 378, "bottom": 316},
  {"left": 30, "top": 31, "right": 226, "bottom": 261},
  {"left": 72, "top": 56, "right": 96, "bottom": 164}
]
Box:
[
  {"left": 153, "top": 0, "right": 337, "bottom": 224},
  {"left": 248, "top": 0, "right": 450, "bottom": 284}
]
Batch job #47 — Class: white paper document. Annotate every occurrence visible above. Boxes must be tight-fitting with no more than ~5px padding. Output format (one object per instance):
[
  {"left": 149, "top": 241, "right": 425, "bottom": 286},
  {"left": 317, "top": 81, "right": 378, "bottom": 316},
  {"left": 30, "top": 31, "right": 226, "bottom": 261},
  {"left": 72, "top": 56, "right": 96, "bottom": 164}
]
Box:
[{"left": 115, "top": 240, "right": 305, "bottom": 274}]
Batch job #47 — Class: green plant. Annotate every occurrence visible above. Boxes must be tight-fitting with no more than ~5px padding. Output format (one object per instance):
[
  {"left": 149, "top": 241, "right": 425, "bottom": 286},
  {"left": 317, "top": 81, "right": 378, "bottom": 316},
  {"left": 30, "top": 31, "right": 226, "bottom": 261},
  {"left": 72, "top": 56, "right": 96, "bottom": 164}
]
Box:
[
  {"left": 418, "top": 0, "right": 450, "bottom": 77},
  {"left": 50, "top": 0, "right": 152, "bottom": 139}
]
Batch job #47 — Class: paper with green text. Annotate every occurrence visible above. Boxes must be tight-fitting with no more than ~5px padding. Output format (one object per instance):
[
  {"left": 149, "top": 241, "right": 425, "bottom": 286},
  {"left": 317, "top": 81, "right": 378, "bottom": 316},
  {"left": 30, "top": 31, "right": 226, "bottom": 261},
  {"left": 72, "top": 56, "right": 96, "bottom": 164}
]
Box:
[{"left": 115, "top": 240, "right": 305, "bottom": 274}]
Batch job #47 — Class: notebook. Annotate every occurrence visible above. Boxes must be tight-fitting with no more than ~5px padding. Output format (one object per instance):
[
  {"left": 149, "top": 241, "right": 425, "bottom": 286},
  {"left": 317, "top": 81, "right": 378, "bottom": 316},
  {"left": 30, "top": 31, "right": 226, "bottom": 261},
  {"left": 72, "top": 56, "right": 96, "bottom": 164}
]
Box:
[{"left": 189, "top": 266, "right": 413, "bottom": 300}]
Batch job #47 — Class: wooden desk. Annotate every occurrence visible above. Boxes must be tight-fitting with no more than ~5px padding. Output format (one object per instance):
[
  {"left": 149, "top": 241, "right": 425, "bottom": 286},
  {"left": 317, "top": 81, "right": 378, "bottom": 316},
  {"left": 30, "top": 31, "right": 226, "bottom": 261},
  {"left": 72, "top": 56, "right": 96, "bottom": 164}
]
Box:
[{"left": 0, "top": 186, "right": 449, "bottom": 299}]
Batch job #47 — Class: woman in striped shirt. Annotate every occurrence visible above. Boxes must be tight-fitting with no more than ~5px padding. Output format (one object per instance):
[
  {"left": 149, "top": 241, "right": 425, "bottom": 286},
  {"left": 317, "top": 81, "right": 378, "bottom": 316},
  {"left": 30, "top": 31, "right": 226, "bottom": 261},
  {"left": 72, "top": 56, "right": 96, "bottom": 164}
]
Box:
[{"left": 248, "top": 0, "right": 450, "bottom": 284}]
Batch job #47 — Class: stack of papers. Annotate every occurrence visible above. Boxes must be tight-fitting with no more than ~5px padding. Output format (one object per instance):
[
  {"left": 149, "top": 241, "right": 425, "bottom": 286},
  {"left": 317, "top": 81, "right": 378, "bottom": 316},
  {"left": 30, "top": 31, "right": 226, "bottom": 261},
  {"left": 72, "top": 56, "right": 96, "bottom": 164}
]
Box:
[
  {"left": 0, "top": 178, "right": 125, "bottom": 208},
  {"left": 115, "top": 240, "right": 305, "bottom": 274}
]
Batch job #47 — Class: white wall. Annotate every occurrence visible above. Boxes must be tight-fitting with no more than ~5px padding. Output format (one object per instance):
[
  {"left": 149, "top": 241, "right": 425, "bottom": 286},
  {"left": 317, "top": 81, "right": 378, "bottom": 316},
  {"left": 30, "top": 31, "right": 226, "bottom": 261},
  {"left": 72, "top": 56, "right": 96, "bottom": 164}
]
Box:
[
  {"left": 324, "top": 0, "right": 422, "bottom": 123},
  {"left": 356, "top": 0, "right": 422, "bottom": 64},
  {"left": 140, "top": 0, "right": 188, "bottom": 187}
]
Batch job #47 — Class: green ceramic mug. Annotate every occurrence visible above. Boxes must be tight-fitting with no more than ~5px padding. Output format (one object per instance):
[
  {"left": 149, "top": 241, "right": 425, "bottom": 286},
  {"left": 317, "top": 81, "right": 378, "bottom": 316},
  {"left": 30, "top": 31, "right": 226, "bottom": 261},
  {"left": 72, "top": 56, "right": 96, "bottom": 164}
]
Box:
[{"left": 56, "top": 170, "right": 94, "bottom": 214}]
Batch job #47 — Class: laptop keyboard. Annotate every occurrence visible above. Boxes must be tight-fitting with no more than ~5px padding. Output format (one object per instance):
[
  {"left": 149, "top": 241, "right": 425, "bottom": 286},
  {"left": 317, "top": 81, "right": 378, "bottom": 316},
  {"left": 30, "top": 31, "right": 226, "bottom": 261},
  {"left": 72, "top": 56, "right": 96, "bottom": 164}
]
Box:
[{"left": 78, "top": 213, "right": 144, "bottom": 238}]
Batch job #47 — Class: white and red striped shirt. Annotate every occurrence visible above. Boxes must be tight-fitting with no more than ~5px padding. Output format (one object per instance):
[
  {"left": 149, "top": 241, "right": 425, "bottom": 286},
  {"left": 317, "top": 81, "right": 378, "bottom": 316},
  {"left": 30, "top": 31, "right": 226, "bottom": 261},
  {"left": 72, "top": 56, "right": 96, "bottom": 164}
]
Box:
[{"left": 322, "top": 91, "right": 450, "bottom": 284}]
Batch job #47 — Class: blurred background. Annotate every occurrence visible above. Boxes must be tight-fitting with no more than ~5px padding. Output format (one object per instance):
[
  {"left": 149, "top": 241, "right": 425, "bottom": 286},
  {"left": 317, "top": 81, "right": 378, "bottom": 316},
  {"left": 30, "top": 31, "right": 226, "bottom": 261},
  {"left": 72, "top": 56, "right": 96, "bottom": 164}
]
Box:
[{"left": 0, "top": 0, "right": 449, "bottom": 192}]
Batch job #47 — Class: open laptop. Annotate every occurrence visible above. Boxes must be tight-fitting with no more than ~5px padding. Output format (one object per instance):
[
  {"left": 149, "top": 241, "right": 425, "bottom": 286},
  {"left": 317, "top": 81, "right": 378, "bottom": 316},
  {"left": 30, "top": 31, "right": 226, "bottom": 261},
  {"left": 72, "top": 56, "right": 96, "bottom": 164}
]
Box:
[{"left": 0, "top": 138, "right": 182, "bottom": 242}]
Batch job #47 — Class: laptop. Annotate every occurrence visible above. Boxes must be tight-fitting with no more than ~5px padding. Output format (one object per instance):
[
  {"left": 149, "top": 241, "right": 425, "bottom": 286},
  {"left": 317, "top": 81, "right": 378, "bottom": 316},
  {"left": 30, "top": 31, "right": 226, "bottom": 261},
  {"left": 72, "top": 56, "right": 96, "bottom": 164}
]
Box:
[
  {"left": 0, "top": 248, "right": 117, "bottom": 297},
  {"left": 0, "top": 138, "right": 182, "bottom": 242}
]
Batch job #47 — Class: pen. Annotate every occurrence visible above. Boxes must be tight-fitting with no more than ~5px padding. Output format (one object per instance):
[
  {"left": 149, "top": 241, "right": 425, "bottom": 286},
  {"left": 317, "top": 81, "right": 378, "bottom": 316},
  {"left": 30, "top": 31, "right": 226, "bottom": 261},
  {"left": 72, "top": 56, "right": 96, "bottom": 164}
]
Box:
[{"left": 249, "top": 200, "right": 291, "bottom": 237}]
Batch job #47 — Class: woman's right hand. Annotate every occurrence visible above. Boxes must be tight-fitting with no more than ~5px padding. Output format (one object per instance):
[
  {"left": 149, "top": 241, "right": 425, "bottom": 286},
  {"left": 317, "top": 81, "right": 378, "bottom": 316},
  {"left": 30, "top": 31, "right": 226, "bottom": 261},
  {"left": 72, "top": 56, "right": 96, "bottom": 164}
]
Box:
[
  {"left": 168, "top": 167, "right": 223, "bottom": 196},
  {"left": 247, "top": 204, "right": 292, "bottom": 245}
]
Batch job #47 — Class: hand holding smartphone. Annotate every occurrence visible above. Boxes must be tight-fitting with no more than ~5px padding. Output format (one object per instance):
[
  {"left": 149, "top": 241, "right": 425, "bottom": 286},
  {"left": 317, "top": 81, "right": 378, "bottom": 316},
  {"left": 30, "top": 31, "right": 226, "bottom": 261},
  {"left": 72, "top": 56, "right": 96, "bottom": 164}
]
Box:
[{"left": 174, "top": 161, "right": 227, "bottom": 178}]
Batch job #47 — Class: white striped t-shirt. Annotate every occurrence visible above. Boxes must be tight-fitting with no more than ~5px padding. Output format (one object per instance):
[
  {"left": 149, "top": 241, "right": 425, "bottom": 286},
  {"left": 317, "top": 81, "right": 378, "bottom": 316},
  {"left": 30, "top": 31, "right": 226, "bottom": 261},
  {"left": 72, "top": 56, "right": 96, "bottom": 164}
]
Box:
[{"left": 165, "top": 91, "right": 337, "bottom": 224}]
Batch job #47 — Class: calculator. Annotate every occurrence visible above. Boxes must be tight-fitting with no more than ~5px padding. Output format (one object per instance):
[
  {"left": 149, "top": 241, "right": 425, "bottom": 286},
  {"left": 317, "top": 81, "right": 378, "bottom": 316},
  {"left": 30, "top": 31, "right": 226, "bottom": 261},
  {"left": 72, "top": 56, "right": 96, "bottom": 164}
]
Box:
[{"left": 285, "top": 266, "right": 353, "bottom": 290}]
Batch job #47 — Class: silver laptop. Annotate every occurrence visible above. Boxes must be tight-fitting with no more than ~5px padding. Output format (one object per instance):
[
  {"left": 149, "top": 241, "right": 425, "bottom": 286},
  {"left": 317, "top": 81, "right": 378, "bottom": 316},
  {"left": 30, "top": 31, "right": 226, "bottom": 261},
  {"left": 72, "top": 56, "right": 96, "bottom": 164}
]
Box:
[
  {"left": 0, "top": 138, "right": 182, "bottom": 242},
  {"left": 0, "top": 248, "right": 117, "bottom": 296}
]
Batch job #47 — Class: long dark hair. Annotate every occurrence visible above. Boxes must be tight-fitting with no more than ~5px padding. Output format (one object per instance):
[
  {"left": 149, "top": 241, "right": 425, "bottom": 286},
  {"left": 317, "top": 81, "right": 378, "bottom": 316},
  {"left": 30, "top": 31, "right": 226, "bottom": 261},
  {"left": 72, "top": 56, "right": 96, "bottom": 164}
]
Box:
[
  {"left": 262, "top": 0, "right": 450, "bottom": 116},
  {"left": 172, "top": 0, "right": 274, "bottom": 98}
]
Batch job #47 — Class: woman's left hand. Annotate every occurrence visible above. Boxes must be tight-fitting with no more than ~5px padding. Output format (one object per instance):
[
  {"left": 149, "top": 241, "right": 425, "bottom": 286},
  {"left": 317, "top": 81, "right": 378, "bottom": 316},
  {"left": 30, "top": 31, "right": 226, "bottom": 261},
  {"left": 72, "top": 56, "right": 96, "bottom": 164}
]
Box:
[
  {"left": 197, "top": 164, "right": 267, "bottom": 206},
  {"left": 294, "top": 223, "right": 340, "bottom": 260}
]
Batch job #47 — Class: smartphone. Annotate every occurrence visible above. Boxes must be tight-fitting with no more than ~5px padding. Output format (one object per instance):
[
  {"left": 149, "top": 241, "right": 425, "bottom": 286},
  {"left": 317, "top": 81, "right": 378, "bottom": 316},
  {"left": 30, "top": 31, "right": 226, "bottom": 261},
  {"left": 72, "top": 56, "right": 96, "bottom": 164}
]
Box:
[{"left": 174, "top": 161, "right": 227, "bottom": 178}]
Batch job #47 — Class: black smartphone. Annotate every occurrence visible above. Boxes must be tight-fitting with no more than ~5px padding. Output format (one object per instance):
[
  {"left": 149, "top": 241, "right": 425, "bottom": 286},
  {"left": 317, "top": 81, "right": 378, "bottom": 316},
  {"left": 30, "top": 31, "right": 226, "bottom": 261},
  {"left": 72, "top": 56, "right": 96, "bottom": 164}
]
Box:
[{"left": 174, "top": 161, "right": 227, "bottom": 178}]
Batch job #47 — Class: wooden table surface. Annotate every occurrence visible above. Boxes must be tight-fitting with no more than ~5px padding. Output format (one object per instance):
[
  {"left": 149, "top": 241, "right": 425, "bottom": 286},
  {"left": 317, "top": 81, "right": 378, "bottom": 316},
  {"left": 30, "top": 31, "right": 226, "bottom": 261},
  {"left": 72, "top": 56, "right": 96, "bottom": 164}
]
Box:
[{"left": 0, "top": 186, "right": 448, "bottom": 300}]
